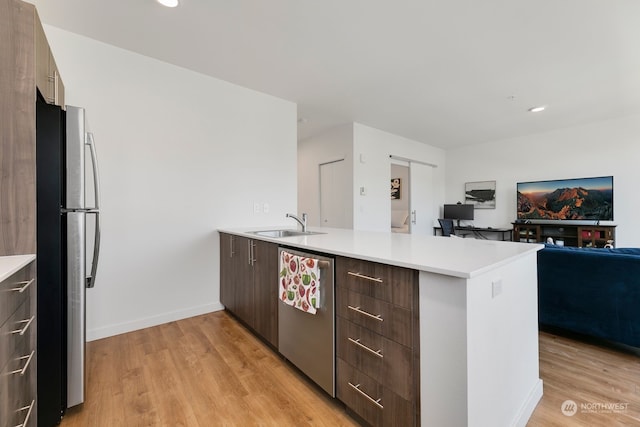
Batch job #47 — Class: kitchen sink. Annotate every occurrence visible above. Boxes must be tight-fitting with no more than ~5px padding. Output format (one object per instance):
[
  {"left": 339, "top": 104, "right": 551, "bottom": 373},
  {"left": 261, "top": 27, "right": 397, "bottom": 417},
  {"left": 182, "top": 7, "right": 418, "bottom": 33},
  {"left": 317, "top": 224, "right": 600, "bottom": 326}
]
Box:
[{"left": 250, "top": 229, "right": 325, "bottom": 238}]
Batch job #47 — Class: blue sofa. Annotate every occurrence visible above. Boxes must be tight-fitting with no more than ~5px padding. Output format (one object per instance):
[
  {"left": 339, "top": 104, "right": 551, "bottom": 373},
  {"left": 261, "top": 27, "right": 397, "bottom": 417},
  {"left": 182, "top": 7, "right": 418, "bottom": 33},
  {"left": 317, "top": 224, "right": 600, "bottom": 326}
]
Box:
[{"left": 537, "top": 244, "right": 640, "bottom": 347}]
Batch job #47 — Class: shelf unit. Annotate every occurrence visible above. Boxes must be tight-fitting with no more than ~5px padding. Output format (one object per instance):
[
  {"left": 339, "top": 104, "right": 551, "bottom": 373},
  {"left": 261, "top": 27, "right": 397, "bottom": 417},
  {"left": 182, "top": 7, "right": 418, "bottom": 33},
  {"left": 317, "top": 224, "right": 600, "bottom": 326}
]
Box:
[{"left": 512, "top": 223, "right": 616, "bottom": 248}]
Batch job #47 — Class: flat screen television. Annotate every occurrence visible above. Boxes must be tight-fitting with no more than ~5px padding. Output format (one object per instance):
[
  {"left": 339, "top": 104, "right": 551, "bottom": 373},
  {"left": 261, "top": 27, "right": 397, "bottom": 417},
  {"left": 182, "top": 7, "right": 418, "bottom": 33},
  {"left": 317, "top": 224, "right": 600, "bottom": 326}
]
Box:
[
  {"left": 443, "top": 204, "right": 474, "bottom": 227},
  {"left": 517, "top": 176, "right": 613, "bottom": 221}
]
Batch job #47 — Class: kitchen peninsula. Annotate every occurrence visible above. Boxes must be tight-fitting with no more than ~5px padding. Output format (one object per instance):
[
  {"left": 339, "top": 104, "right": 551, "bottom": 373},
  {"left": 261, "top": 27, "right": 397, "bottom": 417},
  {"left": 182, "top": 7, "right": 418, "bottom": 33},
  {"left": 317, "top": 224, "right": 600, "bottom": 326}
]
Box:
[{"left": 218, "top": 227, "right": 543, "bottom": 427}]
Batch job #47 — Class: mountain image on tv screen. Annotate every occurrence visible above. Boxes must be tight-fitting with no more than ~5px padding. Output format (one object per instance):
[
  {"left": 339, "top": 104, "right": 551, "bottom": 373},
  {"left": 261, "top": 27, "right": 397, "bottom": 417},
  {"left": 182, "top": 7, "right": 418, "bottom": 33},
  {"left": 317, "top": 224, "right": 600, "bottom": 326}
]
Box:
[{"left": 517, "top": 176, "right": 613, "bottom": 221}]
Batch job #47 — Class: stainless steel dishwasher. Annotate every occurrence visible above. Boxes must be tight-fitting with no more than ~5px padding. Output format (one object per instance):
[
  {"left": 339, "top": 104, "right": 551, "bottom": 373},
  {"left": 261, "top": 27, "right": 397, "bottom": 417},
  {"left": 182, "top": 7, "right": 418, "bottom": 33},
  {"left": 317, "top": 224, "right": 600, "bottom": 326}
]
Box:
[{"left": 278, "top": 247, "right": 335, "bottom": 397}]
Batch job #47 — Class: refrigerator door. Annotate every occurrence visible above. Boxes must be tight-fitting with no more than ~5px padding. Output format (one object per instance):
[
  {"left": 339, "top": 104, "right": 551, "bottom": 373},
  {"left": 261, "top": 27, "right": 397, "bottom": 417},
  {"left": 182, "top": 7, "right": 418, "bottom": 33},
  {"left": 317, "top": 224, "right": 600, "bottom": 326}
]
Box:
[
  {"left": 66, "top": 106, "right": 86, "bottom": 210},
  {"left": 67, "top": 211, "right": 86, "bottom": 408}
]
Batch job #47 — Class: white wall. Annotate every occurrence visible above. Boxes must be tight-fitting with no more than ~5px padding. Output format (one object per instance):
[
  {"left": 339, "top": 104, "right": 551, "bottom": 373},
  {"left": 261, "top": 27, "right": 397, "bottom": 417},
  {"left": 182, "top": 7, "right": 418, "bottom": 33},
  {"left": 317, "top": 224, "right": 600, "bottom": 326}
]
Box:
[
  {"left": 45, "top": 26, "right": 297, "bottom": 340},
  {"left": 297, "top": 124, "right": 354, "bottom": 228},
  {"left": 445, "top": 114, "right": 640, "bottom": 246},
  {"left": 353, "top": 123, "right": 446, "bottom": 232}
]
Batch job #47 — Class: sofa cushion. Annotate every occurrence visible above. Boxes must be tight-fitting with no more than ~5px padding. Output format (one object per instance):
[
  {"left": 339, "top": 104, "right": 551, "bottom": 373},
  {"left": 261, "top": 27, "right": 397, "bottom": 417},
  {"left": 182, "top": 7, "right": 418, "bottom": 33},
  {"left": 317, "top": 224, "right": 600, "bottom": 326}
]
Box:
[
  {"left": 537, "top": 244, "right": 640, "bottom": 347},
  {"left": 543, "top": 243, "right": 640, "bottom": 257}
]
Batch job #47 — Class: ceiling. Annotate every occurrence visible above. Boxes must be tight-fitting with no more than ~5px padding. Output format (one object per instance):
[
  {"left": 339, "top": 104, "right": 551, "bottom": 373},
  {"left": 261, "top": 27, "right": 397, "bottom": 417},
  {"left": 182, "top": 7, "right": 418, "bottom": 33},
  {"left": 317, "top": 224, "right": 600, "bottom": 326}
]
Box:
[{"left": 30, "top": 0, "right": 640, "bottom": 148}]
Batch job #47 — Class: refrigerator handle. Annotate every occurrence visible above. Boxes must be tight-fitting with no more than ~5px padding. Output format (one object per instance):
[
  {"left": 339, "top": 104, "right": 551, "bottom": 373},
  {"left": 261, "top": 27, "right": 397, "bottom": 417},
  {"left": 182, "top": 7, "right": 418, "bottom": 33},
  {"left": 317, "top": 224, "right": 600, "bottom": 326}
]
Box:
[
  {"left": 86, "top": 211, "right": 101, "bottom": 288},
  {"left": 86, "top": 132, "right": 101, "bottom": 210},
  {"left": 86, "top": 132, "right": 101, "bottom": 288}
]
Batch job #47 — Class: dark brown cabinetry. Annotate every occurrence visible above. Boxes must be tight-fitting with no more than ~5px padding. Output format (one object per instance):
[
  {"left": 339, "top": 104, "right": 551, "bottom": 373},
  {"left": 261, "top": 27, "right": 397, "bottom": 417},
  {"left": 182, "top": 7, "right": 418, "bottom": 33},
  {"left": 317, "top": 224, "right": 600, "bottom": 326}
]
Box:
[
  {"left": 1, "top": 0, "right": 65, "bottom": 257},
  {"left": 512, "top": 223, "right": 616, "bottom": 248},
  {"left": 335, "top": 256, "right": 420, "bottom": 427},
  {"left": 0, "top": 259, "right": 37, "bottom": 427},
  {"left": 219, "top": 233, "right": 278, "bottom": 347},
  {"left": 34, "top": 9, "right": 65, "bottom": 107}
]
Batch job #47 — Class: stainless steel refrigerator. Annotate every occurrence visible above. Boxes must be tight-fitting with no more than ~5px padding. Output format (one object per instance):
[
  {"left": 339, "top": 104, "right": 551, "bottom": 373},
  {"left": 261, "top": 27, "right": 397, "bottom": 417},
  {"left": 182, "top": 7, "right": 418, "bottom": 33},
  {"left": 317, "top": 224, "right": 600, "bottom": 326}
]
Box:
[{"left": 36, "top": 96, "right": 101, "bottom": 426}]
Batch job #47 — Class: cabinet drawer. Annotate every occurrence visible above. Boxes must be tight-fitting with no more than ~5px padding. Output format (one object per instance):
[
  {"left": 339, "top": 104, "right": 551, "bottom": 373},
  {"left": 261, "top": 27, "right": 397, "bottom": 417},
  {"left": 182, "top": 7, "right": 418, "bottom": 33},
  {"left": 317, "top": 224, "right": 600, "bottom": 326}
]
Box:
[
  {"left": 0, "top": 264, "right": 35, "bottom": 326},
  {"left": 336, "top": 257, "right": 416, "bottom": 309},
  {"left": 336, "top": 358, "right": 413, "bottom": 427},
  {"left": 337, "top": 317, "right": 413, "bottom": 401},
  {"left": 337, "top": 287, "right": 413, "bottom": 347},
  {"left": 0, "top": 299, "right": 34, "bottom": 373},
  {"left": 0, "top": 343, "right": 36, "bottom": 427}
]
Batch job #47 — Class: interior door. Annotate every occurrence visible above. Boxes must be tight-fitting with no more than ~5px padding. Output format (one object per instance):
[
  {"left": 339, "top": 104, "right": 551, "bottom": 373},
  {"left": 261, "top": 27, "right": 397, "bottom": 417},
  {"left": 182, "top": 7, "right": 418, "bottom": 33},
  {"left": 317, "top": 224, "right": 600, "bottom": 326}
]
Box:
[
  {"left": 409, "top": 162, "right": 434, "bottom": 234},
  {"left": 319, "top": 160, "right": 349, "bottom": 228}
]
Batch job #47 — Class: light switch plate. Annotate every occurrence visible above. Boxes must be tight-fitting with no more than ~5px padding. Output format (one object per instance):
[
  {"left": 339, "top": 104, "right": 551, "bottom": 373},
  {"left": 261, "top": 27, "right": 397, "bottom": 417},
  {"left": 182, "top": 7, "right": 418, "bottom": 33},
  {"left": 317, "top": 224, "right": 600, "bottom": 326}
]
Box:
[{"left": 492, "top": 279, "right": 503, "bottom": 298}]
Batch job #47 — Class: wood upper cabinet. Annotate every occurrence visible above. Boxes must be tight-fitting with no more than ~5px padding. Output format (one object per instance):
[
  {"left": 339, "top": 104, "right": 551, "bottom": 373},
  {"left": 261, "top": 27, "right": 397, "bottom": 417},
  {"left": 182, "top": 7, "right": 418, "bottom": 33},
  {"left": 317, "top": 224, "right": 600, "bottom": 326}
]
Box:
[
  {"left": 335, "top": 256, "right": 420, "bottom": 427},
  {"left": 1, "top": 0, "right": 36, "bottom": 256},
  {"left": 34, "top": 9, "right": 64, "bottom": 107},
  {"left": 219, "top": 233, "right": 278, "bottom": 347},
  {"left": 1, "top": 1, "right": 66, "bottom": 257}
]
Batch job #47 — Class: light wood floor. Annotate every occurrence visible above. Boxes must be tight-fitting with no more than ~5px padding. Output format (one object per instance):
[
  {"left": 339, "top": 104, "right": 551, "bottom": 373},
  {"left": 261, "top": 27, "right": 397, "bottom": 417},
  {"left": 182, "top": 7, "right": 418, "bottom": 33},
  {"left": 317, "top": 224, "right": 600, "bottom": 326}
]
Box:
[{"left": 60, "top": 311, "right": 640, "bottom": 426}]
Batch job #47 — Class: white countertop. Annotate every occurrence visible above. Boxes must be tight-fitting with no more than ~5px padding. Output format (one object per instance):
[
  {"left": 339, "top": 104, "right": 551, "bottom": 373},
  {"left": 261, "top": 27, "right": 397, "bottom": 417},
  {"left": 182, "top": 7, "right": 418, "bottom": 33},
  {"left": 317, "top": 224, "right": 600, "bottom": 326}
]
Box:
[
  {"left": 0, "top": 254, "right": 36, "bottom": 282},
  {"left": 218, "top": 227, "right": 542, "bottom": 278}
]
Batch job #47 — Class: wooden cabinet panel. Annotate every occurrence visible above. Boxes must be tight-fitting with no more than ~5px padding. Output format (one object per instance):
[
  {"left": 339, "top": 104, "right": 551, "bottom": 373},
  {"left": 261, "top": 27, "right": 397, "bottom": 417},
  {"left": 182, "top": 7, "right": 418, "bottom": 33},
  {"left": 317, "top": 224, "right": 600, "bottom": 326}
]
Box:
[
  {"left": 1, "top": 346, "right": 36, "bottom": 427},
  {"left": 232, "top": 236, "right": 254, "bottom": 328},
  {"left": 337, "top": 358, "right": 413, "bottom": 427},
  {"left": 0, "top": 260, "right": 37, "bottom": 427},
  {"left": 336, "top": 256, "right": 415, "bottom": 309},
  {"left": 219, "top": 233, "right": 278, "bottom": 347},
  {"left": 0, "top": 0, "right": 37, "bottom": 256},
  {"left": 335, "top": 256, "right": 419, "bottom": 427},
  {"left": 0, "top": 263, "right": 33, "bottom": 325},
  {"left": 34, "top": 8, "right": 64, "bottom": 107},
  {"left": 337, "top": 287, "right": 413, "bottom": 347},
  {"left": 253, "top": 239, "right": 278, "bottom": 347},
  {"left": 337, "top": 317, "right": 413, "bottom": 400},
  {"left": 219, "top": 233, "right": 236, "bottom": 313},
  {"left": 0, "top": 299, "right": 33, "bottom": 373}
]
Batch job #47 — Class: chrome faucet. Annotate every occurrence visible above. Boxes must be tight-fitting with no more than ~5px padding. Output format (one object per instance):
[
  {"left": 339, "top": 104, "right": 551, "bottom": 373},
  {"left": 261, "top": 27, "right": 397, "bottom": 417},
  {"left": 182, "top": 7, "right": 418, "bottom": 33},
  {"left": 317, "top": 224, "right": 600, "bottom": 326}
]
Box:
[{"left": 286, "top": 213, "right": 308, "bottom": 232}]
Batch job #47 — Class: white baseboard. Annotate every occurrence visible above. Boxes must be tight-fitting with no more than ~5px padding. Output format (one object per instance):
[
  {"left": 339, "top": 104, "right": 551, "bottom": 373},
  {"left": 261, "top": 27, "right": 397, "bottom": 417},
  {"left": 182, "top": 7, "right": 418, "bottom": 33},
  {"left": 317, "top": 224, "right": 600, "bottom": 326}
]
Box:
[
  {"left": 513, "top": 379, "right": 544, "bottom": 427},
  {"left": 87, "top": 302, "right": 225, "bottom": 341}
]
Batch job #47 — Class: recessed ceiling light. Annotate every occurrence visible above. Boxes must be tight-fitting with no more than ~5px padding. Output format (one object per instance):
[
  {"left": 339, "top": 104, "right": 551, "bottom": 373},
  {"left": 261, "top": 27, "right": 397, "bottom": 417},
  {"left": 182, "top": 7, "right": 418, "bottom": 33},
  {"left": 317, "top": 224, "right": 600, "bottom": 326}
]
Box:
[
  {"left": 157, "top": 0, "right": 179, "bottom": 7},
  {"left": 528, "top": 106, "right": 546, "bottom": 113}
]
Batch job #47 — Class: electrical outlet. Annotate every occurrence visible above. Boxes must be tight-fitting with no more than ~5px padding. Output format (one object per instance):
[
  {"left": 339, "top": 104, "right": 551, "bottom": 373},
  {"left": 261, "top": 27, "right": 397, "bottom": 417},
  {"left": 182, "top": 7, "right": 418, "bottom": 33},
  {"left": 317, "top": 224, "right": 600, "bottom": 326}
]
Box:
[
  {"left": 263, "top": 203, "right": 270, "bottom": 213},
  {"left": 253, "top": 202, "right": 261, "bottom": 214}
]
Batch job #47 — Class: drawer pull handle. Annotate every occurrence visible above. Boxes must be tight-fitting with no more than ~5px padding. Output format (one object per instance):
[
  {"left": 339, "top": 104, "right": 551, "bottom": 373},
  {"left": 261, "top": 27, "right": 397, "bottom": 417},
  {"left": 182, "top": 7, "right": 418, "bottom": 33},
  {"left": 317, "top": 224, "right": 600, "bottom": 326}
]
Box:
[
  {"left": 11, "top": 350, "right": 35, "bottom": 376},
  {"left": 347, "top": 305, "right": 383, "bottom": 322},
  {"left": 11, "top": 316, "right": 35, "bottom": 336},
  {"left": 347, "top": 271, "right": 383, "bottom": 283},
  {"left": 348, "top": 382, "right": 383, "bottom": 409},
  {"left": 15, "top": 399, "right": 35, "bottom": 427},
  {"left": 11, "top": 279, "right": 35, "bottom": 293},
  {"left": 348, "top": 337, "right": 383, "bottom": 358}
]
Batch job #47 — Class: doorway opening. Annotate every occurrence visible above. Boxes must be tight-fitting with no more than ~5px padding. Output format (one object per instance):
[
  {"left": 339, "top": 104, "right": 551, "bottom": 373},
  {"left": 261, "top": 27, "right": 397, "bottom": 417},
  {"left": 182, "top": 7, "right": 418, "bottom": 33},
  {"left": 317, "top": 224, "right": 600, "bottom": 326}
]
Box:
[
  {"left": 389, "top": 156, "right": 435, "bottom": 234},
  {"left": 390, "top": 161, "right": 410, "bottom": 233}
]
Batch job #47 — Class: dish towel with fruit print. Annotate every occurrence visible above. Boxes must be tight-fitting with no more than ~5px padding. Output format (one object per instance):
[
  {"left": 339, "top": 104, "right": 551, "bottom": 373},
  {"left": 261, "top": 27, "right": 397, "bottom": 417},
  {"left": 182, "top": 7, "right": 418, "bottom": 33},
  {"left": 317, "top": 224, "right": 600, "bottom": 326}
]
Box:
[{"left": 279, "top": 250, "right": 321, "bottom": 314}]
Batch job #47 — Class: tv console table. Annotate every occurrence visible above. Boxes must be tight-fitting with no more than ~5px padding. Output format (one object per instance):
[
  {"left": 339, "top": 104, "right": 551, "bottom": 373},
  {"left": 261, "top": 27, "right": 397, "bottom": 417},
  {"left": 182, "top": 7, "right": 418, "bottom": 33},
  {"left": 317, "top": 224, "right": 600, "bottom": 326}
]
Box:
[
  {"left": 512, "top": 223, "right": 616, "bottom": 248},
  {"left": 433, "top": 226, "right": 513, "bottom": 241}
]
